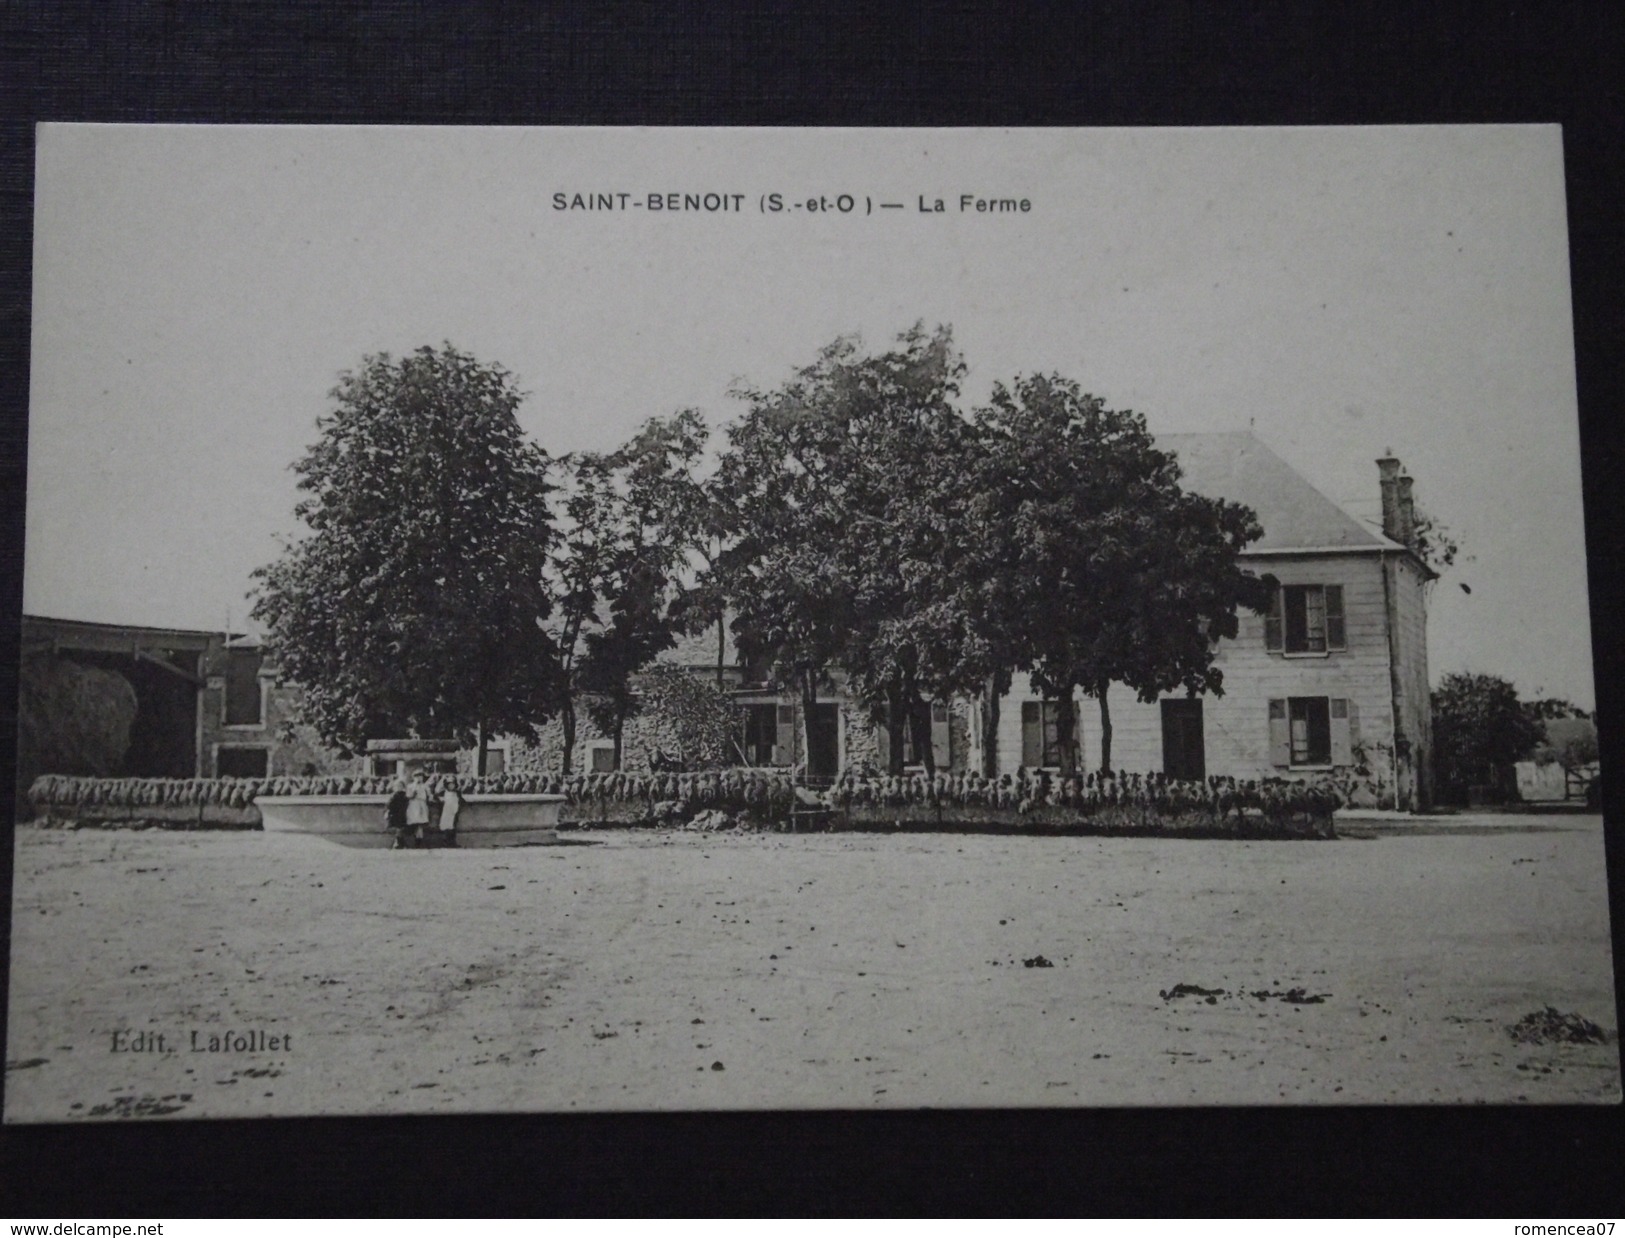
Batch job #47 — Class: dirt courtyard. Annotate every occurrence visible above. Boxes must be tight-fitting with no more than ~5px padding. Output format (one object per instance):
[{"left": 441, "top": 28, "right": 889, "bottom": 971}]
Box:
[{"left": 5, "top": 816, "right": 1619, "bottom": 1120}]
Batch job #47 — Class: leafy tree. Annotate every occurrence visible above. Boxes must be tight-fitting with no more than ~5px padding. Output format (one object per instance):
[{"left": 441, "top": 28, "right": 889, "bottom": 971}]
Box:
[
  {"left": 548, "top": 452, "right": 620, "bottom": 772},
  {"left": 975, "top": 375, "right": 1270, "bottom": 774},
  {"left": 1525, "top": 697, "right": 1591, "bottom": 722},
  {"left": 1431, "top": 672, "right": 1546, "bottom": 803},
  {"left": 630, "top": 411, "right": 734, "bottom": 688},
  {"left": 822, "top": 327, "right": 991, "bottom": 774},
  {"left": 717, "top": 326, "right": 993, "bottom": 775},
  {"left": 713, "top": 339, "right": 864, "bottom": 769},
  {"left": 252, "top": 345, "right": 560, "bottom": 759},
  {"left": 557, "top": 411, "right": 713, "bottom": 770},
  {"left": 578, "top": 560, "right": 678, "bottom": 768}
]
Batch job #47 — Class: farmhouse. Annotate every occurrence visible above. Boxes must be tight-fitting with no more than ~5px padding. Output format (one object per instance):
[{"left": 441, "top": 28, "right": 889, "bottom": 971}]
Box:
[
  {"left": 486, "top": 434, "right": 1435, "bottom": 810},
  {"left": 986, "top": 434, "right": 1435, "bottom": 809},
  {"left": 18, "top": 434, "right": 1435, "bottom": 811}
]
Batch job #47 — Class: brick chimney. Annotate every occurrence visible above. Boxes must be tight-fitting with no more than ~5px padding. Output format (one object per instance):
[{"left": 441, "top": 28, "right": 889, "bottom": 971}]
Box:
[
  {"left": 1394, "top": 474, "right": 1416, "bottom": 546},
  {"left": 1376, "top": 450, "right": 1414, "bottom": 546}
]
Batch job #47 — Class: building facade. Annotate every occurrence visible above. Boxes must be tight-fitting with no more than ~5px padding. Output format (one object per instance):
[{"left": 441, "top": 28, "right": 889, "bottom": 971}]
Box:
[
  {"left": 17, "top": 615, "right": 353, "bottom": 791},
  {"left": 20, "top": 435, "right": 1434, "bottom": 810},
  {"left": 493, "top": 435, "right": 1432, "bottom": 808},
  {"left": 983, "top": 437, "right": 1435, "bottom": 807}
]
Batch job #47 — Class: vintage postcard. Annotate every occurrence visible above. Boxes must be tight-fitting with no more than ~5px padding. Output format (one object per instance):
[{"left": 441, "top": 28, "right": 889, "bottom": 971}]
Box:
[{"left": 7, "top": 125, "right": 1617, "bottom": 1120}]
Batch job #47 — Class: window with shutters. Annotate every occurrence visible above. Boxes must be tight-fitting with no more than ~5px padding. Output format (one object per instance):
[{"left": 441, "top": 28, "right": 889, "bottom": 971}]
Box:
[
  {"left": 1268, "top": 696, "right": 1357, "bottom": 767},
  {"left": 900, "top": 700, "right": 952, "bottom": 768},
  {"left": 741, "top": 704, "right": 779, "bottom": 766},
  {"left": 1289, "top": 697, "right": 1331, "bottom": 764},
  {"left": 1265, "top": 585, "right": 1346, "bottom": 655},
  {"left": 775, "top": 704, "right": 797, "bottom": 766},
  {"left": 1020, "top": 700, "right": 1068, "bottom": 768}
]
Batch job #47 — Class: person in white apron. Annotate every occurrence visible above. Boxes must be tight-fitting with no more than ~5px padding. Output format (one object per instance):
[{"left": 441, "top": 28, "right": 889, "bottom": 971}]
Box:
[
  {"left": 438, "top": 780, "right": 463, "bottom": 847},
  {"left": 405, "top": 773, "right": 431, "bottom": 844}
]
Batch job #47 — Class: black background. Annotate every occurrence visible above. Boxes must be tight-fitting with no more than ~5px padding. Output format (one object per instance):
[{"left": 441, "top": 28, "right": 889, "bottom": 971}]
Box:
[{"left": 0, "top": 1, "right": 1621, "bottom": 1218}]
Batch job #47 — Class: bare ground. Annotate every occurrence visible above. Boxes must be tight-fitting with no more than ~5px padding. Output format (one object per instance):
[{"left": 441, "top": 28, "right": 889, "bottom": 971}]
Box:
[{"left": 4, "top": 816, "right": 1619, "bottom": 1120}]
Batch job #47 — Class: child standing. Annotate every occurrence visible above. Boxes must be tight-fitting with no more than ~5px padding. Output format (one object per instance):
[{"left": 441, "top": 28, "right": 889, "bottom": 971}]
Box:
[
  {"left": 405, "top": 773, "right": 431, "bottom": 845},
  {"left": 386, "top": 778, "right": 410, "bottom": 849},
  {"left": 438, "top": 779, "right": 464, "bottom": 848}
]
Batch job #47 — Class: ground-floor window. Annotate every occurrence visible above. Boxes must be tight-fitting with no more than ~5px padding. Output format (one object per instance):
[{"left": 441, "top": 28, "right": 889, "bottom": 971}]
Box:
[
  {"left": 216, "top": 745, "right": 269, "bottom": 779},
  {"left": 589, "top": 743, "right": 617, "bottom": 773},
  {"left": 1020, "top": 700, "right": 1068, "bottom": 768},
  {"left": 1269, "top": 696, "right": 1357, "bottom": 767},
  {"left": 741, "top": 703, "right": 782, "bottom": 766},
  {"left": 1289, "top": 697, "right": 1331, "bottom": 765},
  {"left": 899, "top": 700, "right": 951, "bottom": 769}
]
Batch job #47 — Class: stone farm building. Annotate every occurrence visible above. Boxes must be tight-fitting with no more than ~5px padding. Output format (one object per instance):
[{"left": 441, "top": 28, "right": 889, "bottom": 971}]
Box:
[
  {"left": 17, "top": 433, "right": 1435, "bottom": 811},
  {"left": 16, "top": 614, "right": 351, "bottom": 800},
  {"left": 473, "top": 433, "right": 1435, "bottom": 809}
]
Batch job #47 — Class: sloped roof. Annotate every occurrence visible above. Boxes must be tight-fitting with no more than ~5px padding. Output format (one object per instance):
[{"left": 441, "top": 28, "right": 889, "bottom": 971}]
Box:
[{"left": 1156, "top": 432, "right": 1394, "bottom": 552}]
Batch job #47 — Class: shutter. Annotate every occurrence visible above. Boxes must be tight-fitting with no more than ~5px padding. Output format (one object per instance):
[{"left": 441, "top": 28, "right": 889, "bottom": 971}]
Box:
[
  {"left": 931, "top": 702, "right": 951, "bottom": 769},
  {"left": 1325, "top": 585, "right": 1346, "bottom": 651},
  {"left": 876, "top": 721, "right": 890, "bottom": 770},
  {"left": 1021, "top": 701, "right": 1042, "bottom": 767},
  {"left": 1330, "top": 698, "right": 1352, "bottom": 765},
  {"left": 1347, "top": 698, "right": 1361, "bottom": 748},
  {"left": 1264, "top": 588, "right": 1284, "bottom": 651},
  {"left": 1046, "top": 702, "right": 1064, "bottom": 767},
  {"left": 1268, "top": 699, "right": 1291, "bottom": 767},
  {"left": 775, "top": 704, "right": 795, "bottom": 766}
]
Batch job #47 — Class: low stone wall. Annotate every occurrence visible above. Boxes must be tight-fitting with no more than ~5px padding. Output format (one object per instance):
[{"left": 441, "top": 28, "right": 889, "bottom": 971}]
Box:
[
  {"left": 27, "top": 774, "right": 1337, "bottom": 839},
  {"left": 32, "top": 802, "right": 263, "bottom": 830}
]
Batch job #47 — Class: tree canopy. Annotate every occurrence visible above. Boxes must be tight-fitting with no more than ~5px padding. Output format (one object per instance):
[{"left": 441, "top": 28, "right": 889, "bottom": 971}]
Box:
[
  {"left": 569, "top": 411, "right": 715, "bottom": 769},
  {"left": 974, "top": 375, "right": 1270, "bottom": 774},
  {"left": 251, "top": 345, "right": 560, "bottom": 754},
  {"left": 1431, "top": 672, "right": 1546, "bottom": 802},
  {"left": 715, "top": 326, "right": 991, "bottom": 772},
  {"left": 253, "top": 330, "right": 1318, "bottom": 783}
]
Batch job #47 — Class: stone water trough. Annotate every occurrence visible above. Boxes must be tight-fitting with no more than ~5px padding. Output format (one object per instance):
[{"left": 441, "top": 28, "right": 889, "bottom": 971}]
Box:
[{"left": 256, "top": 793, "right": 568, "bottom": 849}]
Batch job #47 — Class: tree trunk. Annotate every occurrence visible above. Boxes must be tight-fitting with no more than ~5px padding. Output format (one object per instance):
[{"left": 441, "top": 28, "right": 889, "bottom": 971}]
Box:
[
  {"left": 885, "top": 684, "right": 907, "bottom": 775},
  {"left": 475, "top": 721, "right": 488, "bottom": 777},
  {"left": 1096, "top": 680, "right": 1113, "bottom": 775},
  {"left": 612, "top": 712, "right": 624, "bottom": 771},
  {"left": 1054, "top": 692, "right": 1079, "bottom": 776},
  {"left": 715, "top": 612, "right": 726, "bottom": 688},
  {"left": 980, "top": 674, "right": 1002, "bottom": 778},
  {"left": 561, "top": 696, "right": 576, "bottom": 775},
  {"left": 909, "top": 692, "right": 935, "bottom": 775}
]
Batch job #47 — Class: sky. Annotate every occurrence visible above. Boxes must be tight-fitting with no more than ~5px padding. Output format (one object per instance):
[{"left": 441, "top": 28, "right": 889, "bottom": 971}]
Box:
[{"left": 24, "top": 125, "right": 1595, "bottom": 708}]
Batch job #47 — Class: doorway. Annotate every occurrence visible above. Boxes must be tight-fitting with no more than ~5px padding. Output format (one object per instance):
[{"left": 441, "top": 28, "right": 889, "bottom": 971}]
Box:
[
  {"left": 1160, "top": 698, "right": 1206, "bottom": 781},
  {"left": 806, "top": 703, "right": 840, "bottom": 780}
]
